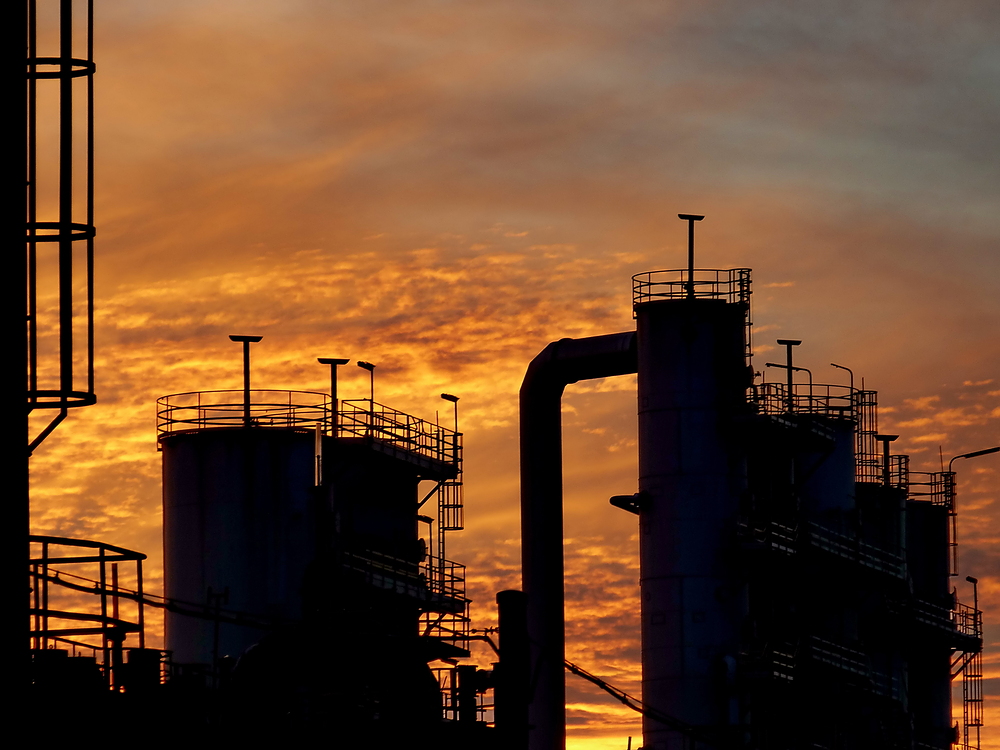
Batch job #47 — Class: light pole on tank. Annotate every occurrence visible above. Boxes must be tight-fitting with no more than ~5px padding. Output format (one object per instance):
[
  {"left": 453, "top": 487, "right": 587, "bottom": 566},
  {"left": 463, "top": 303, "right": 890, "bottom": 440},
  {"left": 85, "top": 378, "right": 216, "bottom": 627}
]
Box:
[
  {"left": 229, "top": 334, "right": 263, "bottom": 427},
  {"left": 441, "top": 393, "right": 459, "bottom": 464}
]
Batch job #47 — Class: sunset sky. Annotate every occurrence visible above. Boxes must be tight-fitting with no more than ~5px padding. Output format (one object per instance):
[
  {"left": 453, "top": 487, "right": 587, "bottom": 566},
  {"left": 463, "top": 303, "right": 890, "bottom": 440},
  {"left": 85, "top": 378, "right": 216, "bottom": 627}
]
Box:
[{"left": 28, "top": 2, "right": 1000, "bottom": 747}]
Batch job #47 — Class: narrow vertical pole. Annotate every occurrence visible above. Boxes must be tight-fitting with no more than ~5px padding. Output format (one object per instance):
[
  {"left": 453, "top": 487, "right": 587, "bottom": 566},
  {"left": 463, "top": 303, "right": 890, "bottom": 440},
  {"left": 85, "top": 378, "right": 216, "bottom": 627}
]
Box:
[
  {"left": 111, "top": 563, "right": 119, "bottom": 621},
  {"left": 786, "top": 345, "right": 793, "bottom": 412},
  {"left": 687, "top": 220, "right": 695, "bottom": 297},
  {"left": 58, "top": 0, "right": 74, "bottom": 398},
  {"left": 357, "top": 361, "right": 376, "bottom": 417},
  {"left": 441, "top": 393, "right": 460, "bottom": 463},
  {"left": 111, "top": 562, "right": 121, "bottom": 689},
  {"left": 86, "top": 0, "right": 95, "bottom": 395},
  {"left": 777, "top": 339, "right": 801, "bottom": 413},
  {"left": 230, "top": 335, "right": 263, "bottom": 427},
  {"left": 32, "top": 563, "right": 39, "bottom": 650},
  {"left": 678, "top": 214, "right": 704, "bottom": 298},
  {"left": 242, "top": 340, "right": 251, "bottom": 425},
  {"left": 27, "top": 0, "right": 38, "bottom": 400},
  {"left": 99, "top": 546, "right": 109, "bottom": 686},
  {"left": 318, "top": 358, "right": 349, "bottom": 436},
  {"left": 876, "top": 434, "right": 898, "bottom": 487},
  {"left": 41, "top": 541, "right": 48, "bottom": 650},
  {"left": 137, "top": 558, "right": 145, "bottom": 649}
]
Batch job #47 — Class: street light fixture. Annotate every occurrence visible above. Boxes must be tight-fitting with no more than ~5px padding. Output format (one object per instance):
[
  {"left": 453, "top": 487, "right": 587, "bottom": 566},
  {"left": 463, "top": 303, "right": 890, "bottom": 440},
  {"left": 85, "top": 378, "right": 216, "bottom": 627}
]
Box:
[
  {"left": 875, "top": 434, "right": 899, "bottom": 488},
  {"left": 229, "top": 334, "right": 263, "bottom": 426},
  {"left": 441, "top": 393, "right": 459, "bottom": 432},
  {"left": 357, "top": 361, "right": 375, "bottom": 403},
  {"left": 774, "top": 339, "right": 802, "bottom": 413},
  {"left": 765, "top": 363, "right": 812, "bottom": 389},
  {"left": 948, "top": 446, "right": 1000, "bottom": 473},
  {"left": 678, "top": 213, "right": 705, "bottom": 299},
  {"left": 830, "top": 362, "right": 854, "bottom": 391},
  {"left": 967, "top": 575, "right": 979, "bottom": 615},
  {"left": 317, "top": 358, "right": 350, "bottom": 435}
]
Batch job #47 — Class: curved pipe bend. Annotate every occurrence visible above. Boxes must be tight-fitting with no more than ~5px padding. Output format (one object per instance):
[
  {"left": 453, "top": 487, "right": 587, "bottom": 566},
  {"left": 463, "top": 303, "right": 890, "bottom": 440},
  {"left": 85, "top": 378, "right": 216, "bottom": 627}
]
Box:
[{"left": 519, "top": 331, "right": 637, "bottom": 750}]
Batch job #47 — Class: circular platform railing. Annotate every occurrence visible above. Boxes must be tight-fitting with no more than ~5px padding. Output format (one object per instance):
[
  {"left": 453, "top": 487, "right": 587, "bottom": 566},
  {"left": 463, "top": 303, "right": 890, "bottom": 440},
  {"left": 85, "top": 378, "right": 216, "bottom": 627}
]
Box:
[
  {"left": 632, "top": 268, "right": 751, "bottom": 306},
  {"left": 157, "top": 390, "right": 332, "bottom": 439}
]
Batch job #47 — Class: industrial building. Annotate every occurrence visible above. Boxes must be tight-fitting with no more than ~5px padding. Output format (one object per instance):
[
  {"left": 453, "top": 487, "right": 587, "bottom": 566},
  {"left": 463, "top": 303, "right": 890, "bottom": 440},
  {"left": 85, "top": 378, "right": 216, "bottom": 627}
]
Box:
[
  {"left": 18, "top": 3, "right": 987, "bottom": 748},
  {"left": 519, "top": 247, "right": 985, "bottom": 749},
  {"left": 28, "top": 258, "right": 986, "bottom": 749}
]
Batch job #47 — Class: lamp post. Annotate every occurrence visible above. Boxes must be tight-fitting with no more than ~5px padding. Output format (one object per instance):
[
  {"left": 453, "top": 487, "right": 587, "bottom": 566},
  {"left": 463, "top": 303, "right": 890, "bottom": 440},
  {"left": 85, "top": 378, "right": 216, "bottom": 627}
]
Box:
[
  {"left": 766, "top": 362, "right": 812, "bottom": 411},
  {"left": 766, "top": 363, "right": 812, "bottom": 389},
  {"left": 317, "top": 358, "right": 350, "bottom": 435},
  {"left": 875, "top": 434, "right": 899, "bottom": 488},
  {"left": 440, "top": 393, "right": 459, "bottom": 432},
  {"left": 773, "top": 339, "right": 802, "bottom": 413},
  {"left": 830, "top": 362, "right": 854, "bottom": 391},
  {"left": 357, "top": 361, "right": 375, "bottom": 403},
  {"left": 678, "top": 213, "right": 704, "bottom": 299},
  {"left": 229, "top": 335, "right": 262, "bottom": 427},
  {"left": 441, "top": 393, "right": 460, "bottom": 465},
  {"left": 967, "top": 575, "right": 979, "bottom": 617},
  {"left": 948, "top": 446, "right": 1000, "bottom": 473}
]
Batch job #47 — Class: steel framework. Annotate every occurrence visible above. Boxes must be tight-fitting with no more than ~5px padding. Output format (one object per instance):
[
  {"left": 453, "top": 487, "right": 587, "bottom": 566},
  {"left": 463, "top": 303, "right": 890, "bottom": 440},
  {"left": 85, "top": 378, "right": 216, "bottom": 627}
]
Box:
[{"left": 26, "top": 0, "right": 97, "bottom": 453}]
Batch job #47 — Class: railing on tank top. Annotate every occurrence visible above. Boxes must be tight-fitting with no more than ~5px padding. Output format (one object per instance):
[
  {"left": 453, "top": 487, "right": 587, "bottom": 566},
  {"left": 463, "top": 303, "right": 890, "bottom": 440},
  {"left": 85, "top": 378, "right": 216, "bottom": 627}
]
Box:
[
  {"left": 156, "top": 390, "right": 461, "bottom": 469},
  {"left": 632, "top": 268, "right": 753, "bottom": 365},
  {"left": 752, "top": 381, "right": 855, "bottom": 419},
  {"left": 157, "top": 389, "right": 331, "bottom": 436},
  {"left": 338, "top": 399, "right": 461, "bottom": 468}
]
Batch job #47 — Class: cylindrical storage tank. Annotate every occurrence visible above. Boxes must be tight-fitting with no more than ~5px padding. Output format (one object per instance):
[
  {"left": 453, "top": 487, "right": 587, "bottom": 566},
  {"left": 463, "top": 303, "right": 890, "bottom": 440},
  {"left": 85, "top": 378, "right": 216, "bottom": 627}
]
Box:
[
  {"left": 636, "top": 294, "right": 749, "bottom": 750},
  {"left": 161, "top": 427, "right": 318, "bottom": 666}
]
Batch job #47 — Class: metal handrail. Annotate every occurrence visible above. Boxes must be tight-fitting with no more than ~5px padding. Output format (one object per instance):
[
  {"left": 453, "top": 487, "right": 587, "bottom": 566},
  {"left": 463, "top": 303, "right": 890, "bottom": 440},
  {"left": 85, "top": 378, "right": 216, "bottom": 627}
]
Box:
[
  {"left": 633, "top": 268, "right": 754, "bottom": 365},
  {"left": 754, "top": 382, "right": 856, "bottom": 418},
  {"left": 632, "top": 268, "right": 751, "bottom": 305},
  {"left": 157, "top": 389, "right": 331, "bottom": 438},
  {"left": 340, "top": 399, "right": 461, "bottom": 467},
  {"left": 156, "top": 391, "right": 461, "bottom": 468}
]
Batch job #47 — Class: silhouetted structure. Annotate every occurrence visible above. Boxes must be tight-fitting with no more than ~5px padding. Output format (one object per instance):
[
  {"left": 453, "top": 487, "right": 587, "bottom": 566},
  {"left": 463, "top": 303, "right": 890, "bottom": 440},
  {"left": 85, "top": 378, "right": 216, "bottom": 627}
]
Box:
[
  {"left": 28, "top": 344, "right": 503, "bottom": 746},
  {"left": 19, "top": 0, "right": 100, "bottom": 712},
  {"left": 156, "top": 369, "right": 479, "bottom": 740},
  {"left": 26, "top": 0, "right": 98, "bottom": 446},
  {"left": 519, "top": 217, "right": 984, "bottom": 750}
]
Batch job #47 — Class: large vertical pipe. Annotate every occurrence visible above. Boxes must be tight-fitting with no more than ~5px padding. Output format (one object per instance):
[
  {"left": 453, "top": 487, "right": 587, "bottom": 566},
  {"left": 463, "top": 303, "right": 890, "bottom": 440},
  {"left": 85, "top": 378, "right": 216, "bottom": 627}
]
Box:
[
  {"left": 520, "top": 332, "right": 636, "bottom": 750},
  {"left": 636, "top": 297, "right": 748, "bottom": 749}
]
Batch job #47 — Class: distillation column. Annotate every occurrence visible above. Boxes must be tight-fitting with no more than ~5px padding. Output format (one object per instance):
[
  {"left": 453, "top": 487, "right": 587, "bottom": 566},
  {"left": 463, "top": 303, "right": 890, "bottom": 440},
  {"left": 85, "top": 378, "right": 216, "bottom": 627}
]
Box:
[{"left": 635, "top": 281, "right": 750, "bottom": 749}]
